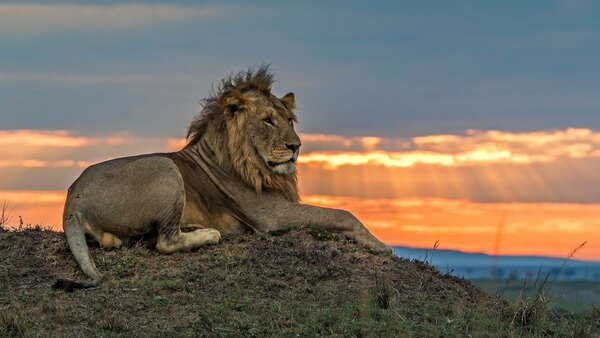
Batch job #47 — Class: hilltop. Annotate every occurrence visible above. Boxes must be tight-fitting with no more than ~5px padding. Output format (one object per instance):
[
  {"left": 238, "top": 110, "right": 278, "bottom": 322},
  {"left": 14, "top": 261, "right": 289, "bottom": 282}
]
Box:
[{"left": 1, "top": 226, "right": 598, "bottom": 337}]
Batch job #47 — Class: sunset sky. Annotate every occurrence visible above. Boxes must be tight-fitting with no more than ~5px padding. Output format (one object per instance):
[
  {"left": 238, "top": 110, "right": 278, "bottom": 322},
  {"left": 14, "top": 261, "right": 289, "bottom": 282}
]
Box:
[{"left": 1, "top": 1, "right": 599, "bottom": 260}]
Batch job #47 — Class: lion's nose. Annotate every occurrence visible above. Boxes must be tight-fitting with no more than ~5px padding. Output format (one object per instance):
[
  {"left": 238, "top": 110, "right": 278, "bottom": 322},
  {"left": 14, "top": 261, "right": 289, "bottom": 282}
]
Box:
[{"left": 285, "top": 143, "right": 301, "bottom": 152}]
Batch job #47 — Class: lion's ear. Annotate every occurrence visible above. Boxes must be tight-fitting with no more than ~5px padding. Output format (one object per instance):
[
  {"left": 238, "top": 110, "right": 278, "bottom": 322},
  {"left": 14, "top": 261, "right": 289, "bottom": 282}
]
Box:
[
  {"left": 281, "top": 92, "right": 296, "bottom": 110},
  {"left": 219, "top": 90, "right": 246, "bottom": 117}
]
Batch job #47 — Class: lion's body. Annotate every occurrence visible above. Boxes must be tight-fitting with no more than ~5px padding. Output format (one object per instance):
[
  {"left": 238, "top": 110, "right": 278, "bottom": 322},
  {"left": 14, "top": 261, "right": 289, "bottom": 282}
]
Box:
[{"left": 57, "top": 66, "right": 389, "bottom": 290}]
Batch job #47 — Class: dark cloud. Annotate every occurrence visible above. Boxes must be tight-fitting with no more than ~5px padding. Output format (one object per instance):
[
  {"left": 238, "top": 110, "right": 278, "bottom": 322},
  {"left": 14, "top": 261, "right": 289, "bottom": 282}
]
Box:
[{"left": 1, "top": 2, "right": 600, "bottom": 137}]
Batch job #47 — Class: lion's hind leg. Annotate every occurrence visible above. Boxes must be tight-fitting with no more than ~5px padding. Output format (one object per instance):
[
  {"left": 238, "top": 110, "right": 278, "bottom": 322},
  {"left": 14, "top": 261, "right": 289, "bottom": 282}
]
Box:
[
  {"left": 82, "top": 221, "right": 123, "bottom": 249},
  {"left": 156, "top": 226, "right": 221, "bottom": 254},
  {"left": 98, "top": 232, "right": 123, "bottom": 249}
]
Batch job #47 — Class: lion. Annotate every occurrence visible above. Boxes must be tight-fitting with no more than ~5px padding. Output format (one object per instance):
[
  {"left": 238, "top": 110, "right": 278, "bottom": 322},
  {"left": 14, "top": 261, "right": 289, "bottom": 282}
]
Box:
[{"left": 55, "top": 66, "right": 390, "bottom": 290}]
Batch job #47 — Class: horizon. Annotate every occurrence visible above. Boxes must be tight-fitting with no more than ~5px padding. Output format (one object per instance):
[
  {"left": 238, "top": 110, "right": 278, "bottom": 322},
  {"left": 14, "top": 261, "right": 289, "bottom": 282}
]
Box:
[
  {"left": 392, "top": 243, "right": 600, "bottom": 262},
  {"left": 1, "top": 1, "right": 599, "bottom": 260}
]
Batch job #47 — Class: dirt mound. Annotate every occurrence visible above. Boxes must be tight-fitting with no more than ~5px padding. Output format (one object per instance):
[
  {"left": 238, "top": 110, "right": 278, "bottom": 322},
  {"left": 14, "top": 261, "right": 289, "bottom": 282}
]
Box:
[{"left": 1, "top": 227, "right": 597, "bottom": 337}]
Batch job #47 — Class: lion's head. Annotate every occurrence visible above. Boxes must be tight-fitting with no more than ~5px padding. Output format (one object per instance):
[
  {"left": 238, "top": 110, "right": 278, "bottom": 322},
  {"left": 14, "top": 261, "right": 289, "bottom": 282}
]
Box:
[{"left": 186, "top": 66, "right": 301, "bottom": 201}]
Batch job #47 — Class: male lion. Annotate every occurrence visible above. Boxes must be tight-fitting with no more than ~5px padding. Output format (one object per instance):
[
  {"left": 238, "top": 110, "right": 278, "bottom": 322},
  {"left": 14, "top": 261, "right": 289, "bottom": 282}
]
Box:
[{"left": 56, "top": 66, "right": 390, "bottom": 290}]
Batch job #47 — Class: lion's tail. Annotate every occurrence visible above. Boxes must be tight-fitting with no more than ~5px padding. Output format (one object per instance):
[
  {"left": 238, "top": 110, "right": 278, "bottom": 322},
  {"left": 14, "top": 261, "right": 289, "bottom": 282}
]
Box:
[{"left": 53, "top": 212, "right": 102, "bottom": 291}]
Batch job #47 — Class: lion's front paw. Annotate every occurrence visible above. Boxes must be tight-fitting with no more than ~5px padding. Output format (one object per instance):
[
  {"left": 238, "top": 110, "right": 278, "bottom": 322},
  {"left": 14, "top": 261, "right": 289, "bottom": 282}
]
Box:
[
  {"left": 203, "top": 228, "right": 221, "bottom": 244},
  {"left": 377, "top": 242, "right": 393, "bottom": 254},
  {"left": 365, "top": 238, "right": 392, "bottom": 254},
  {"left": 209, "top": 229, "right": 221, "bottom": 244},
  {"left": 352, "top": 231, "right": 392, "bottom": 254}
]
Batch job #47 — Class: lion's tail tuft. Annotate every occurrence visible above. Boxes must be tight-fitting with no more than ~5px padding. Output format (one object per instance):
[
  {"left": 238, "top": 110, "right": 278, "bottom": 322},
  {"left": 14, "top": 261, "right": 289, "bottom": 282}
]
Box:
[{"left": 52, "top": 278, "right": 101, "bottom": 292}]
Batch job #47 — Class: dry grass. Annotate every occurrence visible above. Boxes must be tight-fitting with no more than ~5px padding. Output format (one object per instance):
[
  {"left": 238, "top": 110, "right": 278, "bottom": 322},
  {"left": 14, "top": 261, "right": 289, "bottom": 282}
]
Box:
[
  {"left": 0, "top": 312, "right": 30, "bottom": 338},
  {"left": 507, "top": 242, "right": 593, "bottom": 334},
  {"left": 374, "top": 271, "right": 394, "bottom": 310},
  {"left": 0, "top": 200, "right": 9, "bottom": 228}
]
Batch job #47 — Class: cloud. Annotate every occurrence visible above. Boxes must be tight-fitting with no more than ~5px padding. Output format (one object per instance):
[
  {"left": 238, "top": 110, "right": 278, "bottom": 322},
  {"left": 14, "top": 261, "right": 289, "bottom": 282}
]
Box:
[
  {"left": 0, "top": 130, "right": 90, "bottom": 147},
  {"left": 300, "top": 151, "right": 455, "bottom": 168},
  {"left": 0, "top": 190, "right": 65, "bottom": 205},
  {"left": 300, "top": 133, "right": 411, "bottom": 152},
  {"left": 0, "top": 73, "right": 203, "bottom": 85},
  {"left": 299, "top": 128, "right": 600, "bottom": 168},
  {"left": 1, "top": 128, "right": 598, "bottom": 203},
  {"left": 298, "top": 148, "right": 550, "bottom": 169},
  {"left": 0, "top": 129, "right": 164, "bottom": 170},
  {"left": 0, "top": 4, "right": 224, "bottom": 34},
  {"left": 0, "top": 129, "right": 137, "bottom": 147},
  {"left": 0, "top": 160, "right": 91, "bottom": 168},
  {"left": 413, "top": 128, "right": 599, "bottom": 151}
]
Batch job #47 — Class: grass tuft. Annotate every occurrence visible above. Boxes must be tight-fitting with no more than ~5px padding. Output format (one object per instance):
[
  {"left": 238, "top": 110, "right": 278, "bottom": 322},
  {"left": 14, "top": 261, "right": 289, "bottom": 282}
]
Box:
[
  {"left": 0, "top": 312, "right": 30, "bottom": 338},
  {"left": 374, "top": 272, "right": 394, "bottom": 309}
]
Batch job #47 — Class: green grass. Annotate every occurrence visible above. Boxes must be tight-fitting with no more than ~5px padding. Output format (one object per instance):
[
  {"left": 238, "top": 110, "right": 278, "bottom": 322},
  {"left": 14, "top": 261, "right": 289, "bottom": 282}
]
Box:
[
  {"left": 1, "top": 225, "right": 599, "bottom": 337},
  {"left": 475, "top": 279, "right": 600, "bottom": 313}
]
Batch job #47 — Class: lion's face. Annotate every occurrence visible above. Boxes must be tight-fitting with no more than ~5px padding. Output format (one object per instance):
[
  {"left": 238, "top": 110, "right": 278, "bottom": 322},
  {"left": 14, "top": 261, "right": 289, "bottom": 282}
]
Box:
[
  {"left": 221, "top": 90, "right": 301, "bottom": 176},
  {"left": 251, "top": 93, "right": 300, "bottom": 175}
]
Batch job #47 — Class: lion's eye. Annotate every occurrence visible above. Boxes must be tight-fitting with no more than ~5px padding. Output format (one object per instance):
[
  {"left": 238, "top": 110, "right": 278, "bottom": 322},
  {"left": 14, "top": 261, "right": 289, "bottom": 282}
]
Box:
[{"left": 263, "top": 117, "right": 274, "bottom": 126}]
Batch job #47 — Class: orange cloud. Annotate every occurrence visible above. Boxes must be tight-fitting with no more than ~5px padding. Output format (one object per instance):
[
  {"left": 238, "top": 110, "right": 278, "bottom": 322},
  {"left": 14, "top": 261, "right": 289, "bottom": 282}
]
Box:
[
  {"left": 4, "top": 128, "right": 596, "bottom": 172},
  {"left": 412, "top": 128, "right": 600, "bottom": 155},
  {"left": 300, "top": 133, "right": 403, "bottom": 152},
  {"left": 300, "top": 128, "right": 599, "bottom": 169},
  {"left": 483, "top": 128, "right": 597, "bottom": 145},
  {"left": 299, "top": 151, "right": 454, "bottom": 168},
  {"left": 0, "top": 129, "right": 135, "bottom": 147},
  {"left": 1, "top": 190, "right": 66, "bottom": 204},
  {"left": 0, "top": 129, "right": 170, "bottom": 170},
  {"left": 301, "top": 133, "right": 353, "bottom": 145},
  {"left": 298, "top": 148, "right": 554, "bottom": 169},
  {"left": 0, "top": 160, "right": 91, "bottom": 168},
  {"left": 0, "top": 130, "right": 90, "bottom": 147},
  {"left": 0, "top": 130, "right": 183, "bottom": 195}
]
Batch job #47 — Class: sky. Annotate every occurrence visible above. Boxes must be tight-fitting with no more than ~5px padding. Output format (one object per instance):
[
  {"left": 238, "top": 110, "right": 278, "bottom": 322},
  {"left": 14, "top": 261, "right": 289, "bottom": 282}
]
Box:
[{"left": 1, "top": 1, "right": 599, "bottom": 260}]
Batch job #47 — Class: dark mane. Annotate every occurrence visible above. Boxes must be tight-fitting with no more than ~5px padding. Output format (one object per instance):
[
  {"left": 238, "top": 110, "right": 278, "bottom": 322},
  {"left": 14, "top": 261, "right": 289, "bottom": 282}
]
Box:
[{"left": 186, "top": 65, "right": 275, "bottom": 146}]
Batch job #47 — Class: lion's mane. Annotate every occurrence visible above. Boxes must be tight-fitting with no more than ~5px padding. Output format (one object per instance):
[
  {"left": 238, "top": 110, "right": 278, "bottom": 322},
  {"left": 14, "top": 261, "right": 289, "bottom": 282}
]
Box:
[{"left": 186, "top": 66, "right": 298, "bottom": 202}]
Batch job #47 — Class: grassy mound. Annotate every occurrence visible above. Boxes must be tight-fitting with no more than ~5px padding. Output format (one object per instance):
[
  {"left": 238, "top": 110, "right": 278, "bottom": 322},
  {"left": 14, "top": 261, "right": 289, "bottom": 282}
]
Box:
[{"left": 1, "top": 226, "right": 598, "bottom": 337}]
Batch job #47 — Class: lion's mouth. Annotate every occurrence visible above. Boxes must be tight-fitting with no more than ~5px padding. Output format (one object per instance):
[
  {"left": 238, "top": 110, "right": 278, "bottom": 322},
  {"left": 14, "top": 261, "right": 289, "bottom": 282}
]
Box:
[{"left": 267, "top": 158, "right": 295, "bottom": 167}]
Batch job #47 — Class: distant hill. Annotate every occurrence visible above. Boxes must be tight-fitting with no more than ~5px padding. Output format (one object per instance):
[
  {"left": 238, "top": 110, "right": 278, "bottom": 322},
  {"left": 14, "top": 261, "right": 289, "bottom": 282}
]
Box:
[{"left": 393, "top": 246, "right": 600, "bottom": 281}]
